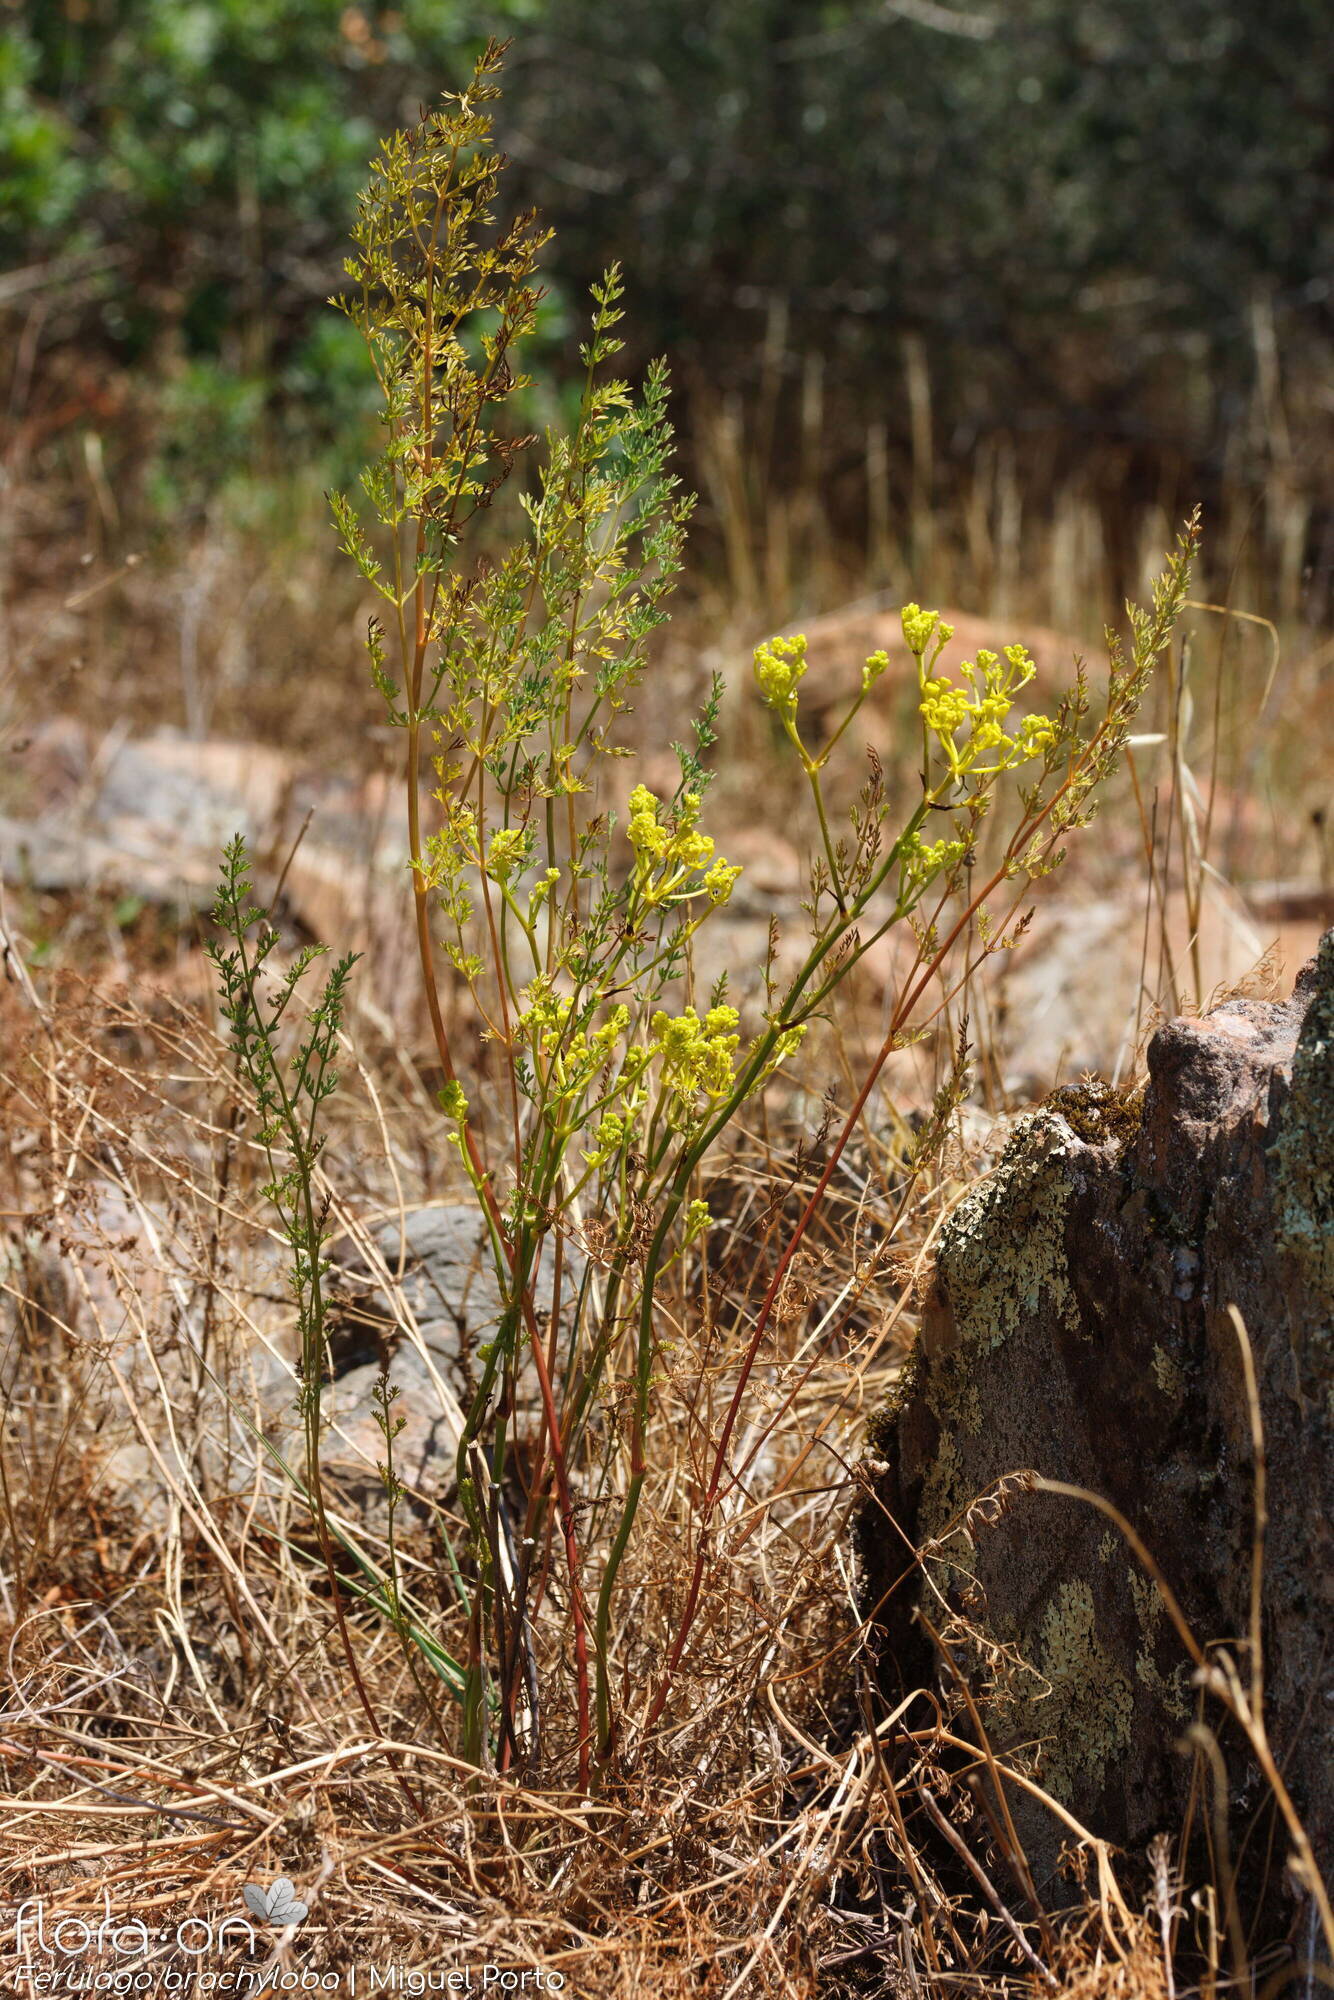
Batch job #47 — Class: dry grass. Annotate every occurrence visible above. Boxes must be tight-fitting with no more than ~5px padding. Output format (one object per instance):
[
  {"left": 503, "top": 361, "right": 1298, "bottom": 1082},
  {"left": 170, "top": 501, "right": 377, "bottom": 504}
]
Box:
[
  {"left": 0, "top": 940, "right": 1176, "bottom": 2000},
  {"left": 0, "top": 923, "right": 1321, "bottom": 1996},
  {"left": 0, "top": 961, "right": 894, "bottom": 1995},
  {"left": 0, "top": 432, "right": 1329, "bottom": 1993}
]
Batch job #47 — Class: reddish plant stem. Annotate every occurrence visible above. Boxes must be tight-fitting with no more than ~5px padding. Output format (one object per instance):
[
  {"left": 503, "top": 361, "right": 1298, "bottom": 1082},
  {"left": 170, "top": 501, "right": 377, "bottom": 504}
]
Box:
[{"left": 641, "top": 746, "right": 1112, "bottom": 1736}]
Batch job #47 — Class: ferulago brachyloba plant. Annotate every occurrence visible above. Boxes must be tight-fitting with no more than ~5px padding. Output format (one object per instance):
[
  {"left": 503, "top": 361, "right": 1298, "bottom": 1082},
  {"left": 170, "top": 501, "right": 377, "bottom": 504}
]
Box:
[{"left": 215, "top": 41, "right": 1197, "bottom": 1789}]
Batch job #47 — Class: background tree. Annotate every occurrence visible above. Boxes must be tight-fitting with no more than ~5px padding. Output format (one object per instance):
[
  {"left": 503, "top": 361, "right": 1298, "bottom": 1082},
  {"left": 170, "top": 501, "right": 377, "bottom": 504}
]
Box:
[{"left": 2, "top": 0, "right": 1329, "bottom": 608}]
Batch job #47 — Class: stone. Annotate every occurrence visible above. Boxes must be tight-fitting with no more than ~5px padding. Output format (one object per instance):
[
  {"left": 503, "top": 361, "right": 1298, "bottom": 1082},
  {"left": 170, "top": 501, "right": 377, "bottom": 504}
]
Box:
[
  {"left": 861, "top": 933, "right": 1334, "bottom": 1931},
  {"left": 2, "top": 1182, "right": 295, "bottom": 1528},
  {"left": 1, "top": 721, "right": 410, "bottom": 959},
  {"left": 306, "top": 1205, "right": 579, "bottom": 1512}
]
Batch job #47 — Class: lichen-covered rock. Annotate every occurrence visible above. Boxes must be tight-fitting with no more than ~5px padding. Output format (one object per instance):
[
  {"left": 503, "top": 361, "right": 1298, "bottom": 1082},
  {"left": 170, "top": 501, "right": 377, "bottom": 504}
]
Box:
[{"left": 863, "top": 934, "right": 1334, "bottom": 1919}]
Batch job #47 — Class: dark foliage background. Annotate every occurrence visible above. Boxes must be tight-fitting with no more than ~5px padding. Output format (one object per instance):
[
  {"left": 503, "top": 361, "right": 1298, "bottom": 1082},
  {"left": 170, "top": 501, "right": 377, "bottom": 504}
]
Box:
[{"left": 3, "top": 0, "right": 1331, "bottom": 612}]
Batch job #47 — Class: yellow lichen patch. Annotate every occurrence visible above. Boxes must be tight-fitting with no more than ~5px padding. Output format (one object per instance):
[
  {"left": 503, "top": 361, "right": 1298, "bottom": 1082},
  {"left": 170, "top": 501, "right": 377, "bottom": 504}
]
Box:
[
  {"left": 935, "top": 1112, "right": 1079, "bottom": 1355},
  {"left": 1023, "top": 1581, "right": 1134, "bottom": 1804},
  {"left": 1272, "top": 930, "right": 1334, "bottom": 1389},
  {"left": 921, "top": 1430, "right": 970, "bottom": 1545},
  {"left": 1151, "top": 1343, "right": 1186, "bottom": 1400},
  {"left": 1128, "top": 1568, "right": 1160, "bottom": 1636},
  {"left": 928, "top": 1353, "right": 985, "bottom": 1438},
  {"left": 1130, "top": 1569, "right": 1190, "bottom": 1722}
]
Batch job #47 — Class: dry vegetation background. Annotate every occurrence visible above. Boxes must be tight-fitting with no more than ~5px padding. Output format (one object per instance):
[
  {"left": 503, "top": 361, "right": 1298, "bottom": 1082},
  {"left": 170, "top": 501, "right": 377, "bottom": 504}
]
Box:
[{"left": 0, "top": 5, "right": 1332, "bottom": 1995}]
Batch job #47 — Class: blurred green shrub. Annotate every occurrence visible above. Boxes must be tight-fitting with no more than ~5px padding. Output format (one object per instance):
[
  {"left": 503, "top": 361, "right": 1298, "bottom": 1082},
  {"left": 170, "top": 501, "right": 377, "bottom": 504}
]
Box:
[
  {"left": 0, "top": 2, "right": 545, "bottom": 513},
  {"left": 2, "top": 4, "right": 487, "bottom": 358},
  {"left": 1, "top": 1, "right": 1329, "bottom": 559}
]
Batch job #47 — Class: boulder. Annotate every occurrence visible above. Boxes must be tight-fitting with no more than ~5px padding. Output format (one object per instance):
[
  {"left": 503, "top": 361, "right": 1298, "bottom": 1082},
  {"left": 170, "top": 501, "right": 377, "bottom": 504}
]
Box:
[
  {"left": 304, "top": 1206, "right": 578, "bottom": 1511},
  {"left": 1, "top": 721, "right": 412, "bottom": 975},
  {"left": 862, "top": 933, "right": 1333, "bottom": 1922}
]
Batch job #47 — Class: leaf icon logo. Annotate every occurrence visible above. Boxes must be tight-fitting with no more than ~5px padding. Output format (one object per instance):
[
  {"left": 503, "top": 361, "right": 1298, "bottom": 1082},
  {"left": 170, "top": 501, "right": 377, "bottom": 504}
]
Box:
[{"left": 242, "top": 1878, "right": 309, "bottom": 1927}]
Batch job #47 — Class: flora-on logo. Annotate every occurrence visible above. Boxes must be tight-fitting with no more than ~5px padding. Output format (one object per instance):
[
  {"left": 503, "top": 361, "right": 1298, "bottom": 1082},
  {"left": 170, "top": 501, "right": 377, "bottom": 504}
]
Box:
[{"left": 242, "top": 1877, "right": 309, "bottom": 1927}]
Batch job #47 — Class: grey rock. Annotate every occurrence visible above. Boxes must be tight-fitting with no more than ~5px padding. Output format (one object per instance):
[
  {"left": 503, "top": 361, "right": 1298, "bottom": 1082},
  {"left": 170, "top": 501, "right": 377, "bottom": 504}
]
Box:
[
  {"left": 331, "top": 1206, "right": 507, "bottom": 1376},
  {"left": 310, "top": 1206, "right": 581, "bottom": 1511}
]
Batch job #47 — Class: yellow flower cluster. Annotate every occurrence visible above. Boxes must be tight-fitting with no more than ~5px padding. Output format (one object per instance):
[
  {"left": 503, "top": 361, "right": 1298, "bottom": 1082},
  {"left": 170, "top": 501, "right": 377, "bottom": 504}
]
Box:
[
  {"left": 652, "top": 1003, "right": 742, "bottom": 1101},
  {"left": 762, "top": 1023, "right": 809, "bottom": 1075},
  {"left": 901, "top": 603, "right": 955, "bottom": 661},
  {"left": 752, "top": 632, "right": 808, "bottom": 722},
  {"left": 576, "top": 1005, "right": 744, "bottom": 1165},
  {"left": 521, "top": 982, "right": 631, "bottom": 1079},
  {"left": 1017, "top": 713, "right": 1058, "bottom": 755},
  {"left": 902, "top": 832, "right": 967, "bottom": 890},
  {"left": 577, "top": 1046, "right": 656, "bottom": 1168},
  {"left": 626, "top": 785, "right": 741, "bottom": 908},
  {"left": 583, "top": 1109, "right": 629, "bottom": 1166},
  {"left": 573, "top": 1003, "right": 809, "bottom": 1166},
  {"left": 754, "top": 631, "right": 891, "bottom": 722},
  {"left": 439, "top": 1079, "right": 469, "bottom": 1122},
  {"left": 862, "top": 648, "right": 890, "bottom": 694},
  {"left": 919, "top": 677, "right": 970, "bottom": 737},
  {"left": 485, "top": 826, "right": 530, "bottom": 882},
  {"left": 916, "top": 633, "right": 1057, "bottom": 784},
  {"left": 684, "top": 1197, "right": 712, "bottom": 1240}
]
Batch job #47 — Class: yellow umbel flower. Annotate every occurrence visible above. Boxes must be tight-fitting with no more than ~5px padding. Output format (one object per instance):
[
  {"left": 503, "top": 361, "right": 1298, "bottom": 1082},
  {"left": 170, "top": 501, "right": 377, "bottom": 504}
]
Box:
[
  {"left": 901, "top": 604, "right": 940, "bottom": 658},
  {"left": 704, "top": 858, "right": 742, "bottom": 904},
  {"left": 917, "top": 628, "right": 1059, "bottom": 786},
  {"left": 627, "top": 783, "right": 670, "bottom": 863},
  {"left": 650, "top": 1004, "right": 741, "bottom": 1105},
  {"left": 920, "top": 676, "right": 970, "bottom": 738},
  {"left": 753, "top": 633, "right": 808, "bottom": 723},
  {"left": 581, "top": 1111, "right": 627, "bottom": 1167},
  {"left": 439, "top": 1079, "right": 469, "bottom": 1122},
  {"left": 485, "top": 826, "right": 528, "bottom": 882},
  {"left": 626, "top": 783, "right": 741, "bottom": 910},
  {"left": 683, "top": 1198, "right": 712, "bottom": 1244}
]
